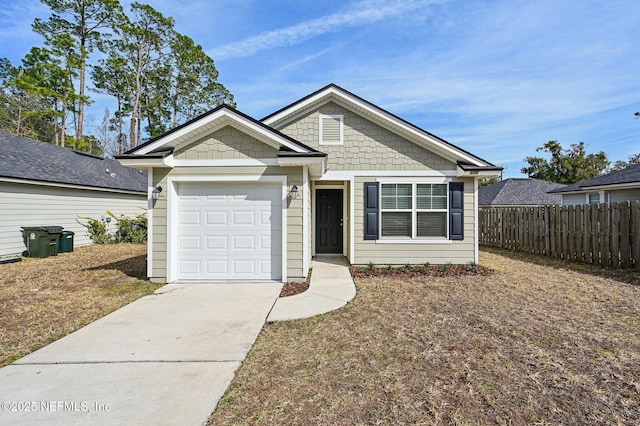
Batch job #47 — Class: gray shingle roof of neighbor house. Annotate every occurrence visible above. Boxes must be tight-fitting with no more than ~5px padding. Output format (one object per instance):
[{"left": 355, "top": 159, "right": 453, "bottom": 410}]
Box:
[
  {"left": 0, "top": 131, "right": 147, "bottom": 193},
  {"left": 548, "top": 164, "right": 640, "bottom": 194},
  {"left": 479, "top": 178, "right": 565, "bottom": 206}
]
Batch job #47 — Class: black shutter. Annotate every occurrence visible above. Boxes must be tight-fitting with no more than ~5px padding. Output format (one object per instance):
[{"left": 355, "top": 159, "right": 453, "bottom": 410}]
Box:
[
  {"left": 449, "top": 182, "right": 464, "bottom": 240},
  {"left": 364, "top": 182, "right": 379, "bottom": 240}
]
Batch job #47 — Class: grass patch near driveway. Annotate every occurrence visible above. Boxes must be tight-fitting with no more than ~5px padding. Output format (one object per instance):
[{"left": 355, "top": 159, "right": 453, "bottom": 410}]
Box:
[
  {"left": 0, "top": 244, "right": 162, "bottom": 367},
  {"left": 210, "top": 248, "right": 640, "bottom": 425}
]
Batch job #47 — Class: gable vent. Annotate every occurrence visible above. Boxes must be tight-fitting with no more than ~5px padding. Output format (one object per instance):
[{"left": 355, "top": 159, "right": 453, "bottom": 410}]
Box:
[{"left": 319, "top": 114, "right": 343, "bottom": 145}]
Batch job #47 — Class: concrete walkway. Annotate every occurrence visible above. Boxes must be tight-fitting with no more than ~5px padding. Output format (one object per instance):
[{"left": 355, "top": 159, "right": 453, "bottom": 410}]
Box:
[
  {"left": 268, "top": 256, "right": 356, "bottom": 322},
  {"left": 0, "top": 283, "right": 281, "bottom": 426},
  {"left": 0, "top": 259, "right": 356, "bottom": 425}
]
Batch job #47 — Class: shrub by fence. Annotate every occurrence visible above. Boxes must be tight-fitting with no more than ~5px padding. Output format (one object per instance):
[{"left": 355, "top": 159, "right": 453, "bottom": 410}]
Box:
[{"left": 478, "top": 201, "right": 640, "bottom": 269}]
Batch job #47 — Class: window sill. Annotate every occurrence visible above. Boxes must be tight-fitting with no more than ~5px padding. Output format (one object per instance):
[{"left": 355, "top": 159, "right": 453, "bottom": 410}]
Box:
[{"left": 375, "top": 239, "right": 452, "bottom": 244}]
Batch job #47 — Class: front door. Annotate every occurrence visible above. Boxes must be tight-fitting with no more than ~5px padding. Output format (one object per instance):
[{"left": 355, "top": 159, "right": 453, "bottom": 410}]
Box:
[{"left": 316, "top": 189, "right": 343, "bottom": 254}]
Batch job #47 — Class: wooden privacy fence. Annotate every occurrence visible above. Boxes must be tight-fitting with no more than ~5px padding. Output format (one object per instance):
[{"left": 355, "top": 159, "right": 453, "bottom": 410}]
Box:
[{"left": 478, "top": 201, "right": 640, "bottom": 269}]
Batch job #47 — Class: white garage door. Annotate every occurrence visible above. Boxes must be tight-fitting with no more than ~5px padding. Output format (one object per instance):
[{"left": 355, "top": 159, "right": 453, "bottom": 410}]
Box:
[{"left": 176, "top": 182, "right": 282, "bottom": 280}]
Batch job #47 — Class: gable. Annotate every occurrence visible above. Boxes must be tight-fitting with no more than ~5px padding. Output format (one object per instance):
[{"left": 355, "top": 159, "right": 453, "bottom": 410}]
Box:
[
  {"left": 174, "top": 125, "right": 279, "bottom": 161},
  {"left": 263, "top": 84, "right": 499, "bottom": 171},
  {"left": 276, "top": 102, "right": 455, "bottom": 171}
]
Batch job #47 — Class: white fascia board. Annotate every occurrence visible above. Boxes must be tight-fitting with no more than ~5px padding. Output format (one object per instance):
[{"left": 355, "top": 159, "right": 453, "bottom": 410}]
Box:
[
  {"left": 263, "top": 88, "right": 337, "bottom": 126},
  {"left": 136, "top": 108, "right": 308, "bottom": 156},
  {"left": 264, "top": 86, "right": 488, "bottom": 167},
  {"left": 0, "top": 176, "right": 146, "bottom": 196},
  {"left": 318, "top": 170, "right": 456, "bottom": 180},
  {"left": 136, "top": 109, "right": 228, "bottom": 155},
  {"left": 277, "top": 157, "right": 326, "bottom": 167},
  {"left": 116, "top": 157, "right": 172, "bottom": 168},
  {"left": 456, "top": 166, "right": 501, "bottom": 177},
  {"left": 172, "top": 158, "right": 279, "bottom": 167},
  {"left": 580, "top": 182, "right": 640, "bottom": 191}
]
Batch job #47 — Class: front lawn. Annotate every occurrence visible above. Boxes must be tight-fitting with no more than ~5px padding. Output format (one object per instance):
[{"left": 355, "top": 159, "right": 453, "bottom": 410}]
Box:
[
  {"left": 210, "top": 248, "right": 640, "bottom": 425},
  {"left": 0, "top": 244, "right": 162, "bottom": 367}
]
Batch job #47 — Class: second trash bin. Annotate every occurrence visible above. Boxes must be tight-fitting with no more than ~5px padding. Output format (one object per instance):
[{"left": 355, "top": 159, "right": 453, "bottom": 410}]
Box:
[
  {"left": 59, "top": 230, "right": 75, "bottom": 253},
  {"left": 20, "top": 226, "right": 63, "bottom": 258}
]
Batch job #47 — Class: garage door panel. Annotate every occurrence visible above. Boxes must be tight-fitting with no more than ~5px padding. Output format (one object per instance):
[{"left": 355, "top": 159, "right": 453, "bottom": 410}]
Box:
[
  {"left": 206, "top": 260, "right": 227, "bottom": 274},
  {"left": 206, "top": 236, "right": 227, "bottom": 250},
  {"left": 232, "top": 235, "right": 256, "bottom": 250},
  {"left": 179, "top": 211, "right": 200, "bottom": 225},
  {"left": 232, "top": 210, "right": 255, "bottom": 225},
  {"left": 176, "top": 182, "right": 282, "bottom": 280},
  {"left": 206, "top": 211, "right": 227, "bottom": 225},
  {"left": 179, "top": 235, "right": 201, "bottom": 250}
]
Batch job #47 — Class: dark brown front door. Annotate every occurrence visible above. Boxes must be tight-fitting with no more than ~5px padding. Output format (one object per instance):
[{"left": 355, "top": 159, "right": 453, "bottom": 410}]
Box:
[{"left": 316, "top": 189, "right": 343, "bottom": 254}]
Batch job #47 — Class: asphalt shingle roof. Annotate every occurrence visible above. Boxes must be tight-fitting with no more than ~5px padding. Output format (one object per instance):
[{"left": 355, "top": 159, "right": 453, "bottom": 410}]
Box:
[
  {"left": 548, "top": 165, "right": 640, "bottom": 193},
  {"left": 0, "top": 131, "right": 146, "bottom": 193},
  {"left": 479, "top": 178, "right": 565, "bottom": 206}
]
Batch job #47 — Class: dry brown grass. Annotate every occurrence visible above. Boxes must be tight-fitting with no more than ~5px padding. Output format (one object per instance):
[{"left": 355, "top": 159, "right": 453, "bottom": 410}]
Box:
[
  {"left": 0, "top": 244, "right": 162, "bottom": 367},
  {"left": 210, "top": 248, "right": 640, "bottom": 425}
]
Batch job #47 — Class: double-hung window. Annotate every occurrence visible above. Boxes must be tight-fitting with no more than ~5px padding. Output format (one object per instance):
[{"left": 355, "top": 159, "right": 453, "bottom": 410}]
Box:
[{"left": 380, "top": 183, "right": 448, "bottom": 239}]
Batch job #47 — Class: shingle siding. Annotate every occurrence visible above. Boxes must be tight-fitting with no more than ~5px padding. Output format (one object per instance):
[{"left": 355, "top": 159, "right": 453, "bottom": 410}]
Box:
[
  {"left": 174, "top": 125, "right": 279, "bottom": 160},
  {"left": 277, "top": 102, "right": 456, "bottom": 171}
]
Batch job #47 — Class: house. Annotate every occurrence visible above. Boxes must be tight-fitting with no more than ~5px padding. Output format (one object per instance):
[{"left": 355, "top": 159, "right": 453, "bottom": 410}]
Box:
[
  {"left": 0, "top": 131, "right": 147, "bottom": 257},
  {"left": 116, "top": 84, "right": 501, "bottom": 283},
  {"left": 479, "top": 178, "right": 565, "bottom": 207},
  {"left": 548, "top": 164, "right": 640, "bottom": 205}
]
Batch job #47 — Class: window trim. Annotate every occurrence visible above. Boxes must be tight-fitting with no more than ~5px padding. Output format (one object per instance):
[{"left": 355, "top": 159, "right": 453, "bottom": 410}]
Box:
[
  {"left": 378, "top": 180, "right": 450, "bottom": 241},
  {"left": 319, "top": 114, "right": 344, "bottom": 145}
]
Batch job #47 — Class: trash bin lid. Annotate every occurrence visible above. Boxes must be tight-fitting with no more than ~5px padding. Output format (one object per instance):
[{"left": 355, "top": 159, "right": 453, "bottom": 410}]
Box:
[
  {"left": 61, "top": 230, "right": 75, "bottom": 236},
  {"left": 42, "top": 226, "right": 63, "bottom": 234}
]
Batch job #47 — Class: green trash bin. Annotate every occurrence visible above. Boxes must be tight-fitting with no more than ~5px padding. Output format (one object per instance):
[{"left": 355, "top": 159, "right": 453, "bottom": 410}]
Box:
[
  {"left": 20, "top": 226, "right": 63, "bottom": 258},
  {"left": 44, "top": 226, "right": 63, "bottom": 256},
  {"left": 59, "top": 230, "right": 75, "bottom": 253}
]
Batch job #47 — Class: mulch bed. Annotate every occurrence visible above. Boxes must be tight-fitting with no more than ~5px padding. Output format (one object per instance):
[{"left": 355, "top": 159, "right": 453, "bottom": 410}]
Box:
[
  {"left": 349, "top": 263, "right": 494, "bottom": 278},
  {"left": 279, "top": 281, "right": 310, "bottom": 297}
]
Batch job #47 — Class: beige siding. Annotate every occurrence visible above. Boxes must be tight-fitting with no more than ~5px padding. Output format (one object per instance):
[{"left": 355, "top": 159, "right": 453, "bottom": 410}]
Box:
[
  {"left": 174, "top": 125, "right": 279, "bottom": 160},
  {"left": 561, "top": 193, "right": 588, "bottom": 205},
  {"left": 0, "top": 182, "right": 145, "bottom": 257},
  {"left": 352, "top": 176, "right": 476, "bottom": 265},
  {"left": 609, "top": 188, "right": 640, "bottom": 203},
  {"left": 277, "top": 102, "right": 456, "bottom": 171},
  {"left": 150, "top": 166, "right": 304, "bottom": 282}
]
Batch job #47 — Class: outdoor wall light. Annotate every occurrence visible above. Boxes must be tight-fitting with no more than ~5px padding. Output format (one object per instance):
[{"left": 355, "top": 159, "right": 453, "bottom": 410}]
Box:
[
  {"left": 289, "top": 185, "right": 299, "bottom": 199},
  {"left": 152, "top": 186, "right": 163, "bottom": 200}
]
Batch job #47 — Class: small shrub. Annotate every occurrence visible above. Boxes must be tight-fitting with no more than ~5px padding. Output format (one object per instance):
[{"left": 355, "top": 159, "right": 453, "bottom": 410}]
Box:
[
  {"left": 83, "top": 217, "right": 112, "bottom": 244},
  {"left": 382, "top": 264, "right": 393, "bottom": 275},
  {"left": 109, "top": 211, "right": 147, "bottom": 244},
  {"left": 418, "top": 262, "right": 430, "bottom": 273},
  {"left": 365, "top": 261, "right": 376, "bottom": 274},
  {"left": 402, "top": 263, "right": 412, "bottom": 273},
  {"left": 466, "top": 261, "right": 477, "bottom": 273},
  {"left": 441, "top": 262, "right": 453, "bottom": 273}
]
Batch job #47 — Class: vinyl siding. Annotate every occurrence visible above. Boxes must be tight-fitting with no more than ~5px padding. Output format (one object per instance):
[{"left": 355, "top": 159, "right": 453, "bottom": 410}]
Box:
[
  {"left": 0, "top": 181, "right": 145, "bottom": 257},
  {"left": 150, "top": 166, "right": 304, "bottom": 282},
  {"left": 609, "top": 188, "right": 640, "bottom": 203},
  {"left": 174, "top": 125, "right": 279, "bottom": 160},
  {"left": 277, "top": 102, "right": 455, "bottom": 172},
  {"left": 352, "top": 176, "right": 476, "bottom": 265}
]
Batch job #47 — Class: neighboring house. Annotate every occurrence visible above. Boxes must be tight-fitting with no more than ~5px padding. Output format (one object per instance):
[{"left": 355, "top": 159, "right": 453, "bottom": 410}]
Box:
[
  {"left": 548, "top": 164, "right": 640, "bottom": 205},
  {"left": 479, "top": 178, "right": 565, "bottom": 207},
  {"left": 117, "top": 84, "right": 501, "bottom": 283},
  {"left": 0, "top": 131, "right": 147, "bottom": 257}
]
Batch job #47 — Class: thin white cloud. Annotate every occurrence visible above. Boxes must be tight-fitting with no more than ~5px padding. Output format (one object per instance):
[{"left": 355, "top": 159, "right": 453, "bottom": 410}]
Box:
[{"left": 210, "top": 0, "right": 441, "bottom": 60}]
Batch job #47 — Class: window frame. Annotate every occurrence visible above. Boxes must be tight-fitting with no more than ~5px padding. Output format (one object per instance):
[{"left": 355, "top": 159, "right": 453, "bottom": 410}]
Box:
[
  {"left": 378, "top": 181, "right": 450, "bottom": 241},
  {"left": 319, "top": 114, "right": 344, "bottom": 145}
]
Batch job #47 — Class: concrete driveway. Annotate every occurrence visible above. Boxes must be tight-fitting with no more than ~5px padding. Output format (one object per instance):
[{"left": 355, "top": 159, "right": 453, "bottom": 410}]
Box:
[{"left": 0, "top": 282, "right": 281, "bottom": 426}]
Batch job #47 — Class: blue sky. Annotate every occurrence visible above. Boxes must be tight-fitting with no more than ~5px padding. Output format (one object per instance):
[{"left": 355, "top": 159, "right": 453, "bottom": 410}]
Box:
[{"left": 1, "top": 0, "right": 639, "bottom": 177}]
